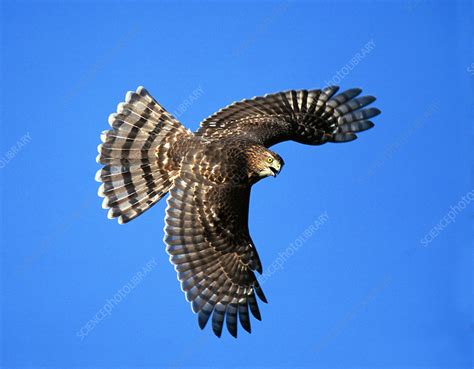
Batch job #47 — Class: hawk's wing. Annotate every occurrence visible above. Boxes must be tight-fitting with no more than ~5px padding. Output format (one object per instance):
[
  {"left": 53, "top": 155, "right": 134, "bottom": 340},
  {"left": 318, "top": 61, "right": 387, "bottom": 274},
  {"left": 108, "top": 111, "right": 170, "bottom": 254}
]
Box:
[
  {"left": 196, "top": 86, "right": 380, "bottom": 147},
  {"left": 164, "top": 168, "right": 266, "bottom": 338}
]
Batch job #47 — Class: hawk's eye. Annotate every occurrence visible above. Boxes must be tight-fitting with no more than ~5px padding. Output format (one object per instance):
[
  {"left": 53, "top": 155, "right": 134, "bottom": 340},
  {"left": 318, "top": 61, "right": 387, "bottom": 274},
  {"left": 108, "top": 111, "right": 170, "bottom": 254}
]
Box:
[{"left": 267, "top": 157, "right": 274, "bottom": 163}]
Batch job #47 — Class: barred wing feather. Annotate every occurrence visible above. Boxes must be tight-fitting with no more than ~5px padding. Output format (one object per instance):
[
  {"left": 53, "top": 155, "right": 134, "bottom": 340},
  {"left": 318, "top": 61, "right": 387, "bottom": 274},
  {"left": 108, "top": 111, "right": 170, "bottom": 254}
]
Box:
[{"left": 197, "top": 86, "right": 380, "bottom": 147}]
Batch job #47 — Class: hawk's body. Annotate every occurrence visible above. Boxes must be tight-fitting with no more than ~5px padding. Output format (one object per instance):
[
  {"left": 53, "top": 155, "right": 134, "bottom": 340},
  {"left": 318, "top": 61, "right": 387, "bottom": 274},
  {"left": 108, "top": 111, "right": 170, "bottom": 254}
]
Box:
[{"left": 96, "top": 86, "right": 380, "bottom": 337}]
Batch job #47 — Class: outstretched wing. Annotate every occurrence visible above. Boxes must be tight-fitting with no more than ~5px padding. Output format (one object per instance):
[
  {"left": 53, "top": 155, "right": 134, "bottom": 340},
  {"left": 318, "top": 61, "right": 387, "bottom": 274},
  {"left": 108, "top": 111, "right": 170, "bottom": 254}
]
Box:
[
  {"left": 196, "top": 86, "right": 380, "bottom": 147},
  {"left": 164, "top": 168, "right": 266, "bottom": 338}
]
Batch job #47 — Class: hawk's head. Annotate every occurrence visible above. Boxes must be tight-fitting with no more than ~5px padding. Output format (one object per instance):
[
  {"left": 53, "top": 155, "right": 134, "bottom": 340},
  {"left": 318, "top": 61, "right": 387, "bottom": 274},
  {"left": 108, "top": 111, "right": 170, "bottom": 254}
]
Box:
[{"left": 247, "top": 145, "right": 284, "bottom": 180}]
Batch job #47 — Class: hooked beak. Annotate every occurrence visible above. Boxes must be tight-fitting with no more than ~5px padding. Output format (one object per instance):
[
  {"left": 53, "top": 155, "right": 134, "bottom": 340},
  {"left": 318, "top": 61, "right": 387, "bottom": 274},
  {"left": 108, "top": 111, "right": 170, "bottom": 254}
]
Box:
[
  {"left": 269, "top": 166, "right": 279, "bottom": 177},
  {"left": 269, "top": 159, "right": 283, "bottom": 177}
]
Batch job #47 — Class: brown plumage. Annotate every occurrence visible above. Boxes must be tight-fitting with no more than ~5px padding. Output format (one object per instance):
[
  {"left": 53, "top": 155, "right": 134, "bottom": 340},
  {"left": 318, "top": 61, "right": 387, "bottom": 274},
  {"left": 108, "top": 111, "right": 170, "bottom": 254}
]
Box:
[{"left": 96, "top": 86, "right": 380, "bottom": 337}]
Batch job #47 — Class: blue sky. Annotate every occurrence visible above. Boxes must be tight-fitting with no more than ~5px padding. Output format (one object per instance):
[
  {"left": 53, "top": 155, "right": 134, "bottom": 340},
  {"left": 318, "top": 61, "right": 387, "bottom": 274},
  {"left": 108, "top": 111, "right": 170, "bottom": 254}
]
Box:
[{"left": 1, "top": 1, "right": 472, "bottom": 368}]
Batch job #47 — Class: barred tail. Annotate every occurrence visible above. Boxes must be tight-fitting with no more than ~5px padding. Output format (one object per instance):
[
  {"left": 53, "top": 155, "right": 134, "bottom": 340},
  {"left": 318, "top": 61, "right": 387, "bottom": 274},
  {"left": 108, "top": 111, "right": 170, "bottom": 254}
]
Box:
[{"left": 96, "top": 86, "right": 191, "bottom": 224}]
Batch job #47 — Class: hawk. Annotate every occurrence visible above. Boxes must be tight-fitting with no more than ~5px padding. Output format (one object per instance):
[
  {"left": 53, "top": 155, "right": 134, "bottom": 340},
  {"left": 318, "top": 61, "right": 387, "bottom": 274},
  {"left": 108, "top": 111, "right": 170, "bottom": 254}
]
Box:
[{"left": 96, "top": 86, "right": 380, "bottom": 337}]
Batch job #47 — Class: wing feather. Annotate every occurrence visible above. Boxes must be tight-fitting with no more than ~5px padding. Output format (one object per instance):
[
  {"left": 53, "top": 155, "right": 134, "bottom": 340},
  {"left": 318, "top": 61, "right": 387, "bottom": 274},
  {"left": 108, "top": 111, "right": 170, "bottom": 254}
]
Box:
[
  {"left": 164, "top": 173, "right": 265, "bottom": 338},
  {"left": 197, "top": 87, "right": 380, "bottom": 147}
]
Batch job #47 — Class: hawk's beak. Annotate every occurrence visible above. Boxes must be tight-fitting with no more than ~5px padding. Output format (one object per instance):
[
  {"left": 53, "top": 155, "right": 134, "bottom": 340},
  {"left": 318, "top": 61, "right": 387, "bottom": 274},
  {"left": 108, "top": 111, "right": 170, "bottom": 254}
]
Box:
[
  {"left": 269, "top": 167, "right": 279, "bottom": 177},
  {"left": 269, "top": 160, "right": 283, "bottom": 177}
]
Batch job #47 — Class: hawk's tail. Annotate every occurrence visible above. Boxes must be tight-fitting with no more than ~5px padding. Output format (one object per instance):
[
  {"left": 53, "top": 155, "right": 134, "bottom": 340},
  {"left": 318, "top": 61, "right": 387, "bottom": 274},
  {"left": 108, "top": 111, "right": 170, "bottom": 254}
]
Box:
[{"left": 96, "top": 86, "right": 191, "bottom": 224}]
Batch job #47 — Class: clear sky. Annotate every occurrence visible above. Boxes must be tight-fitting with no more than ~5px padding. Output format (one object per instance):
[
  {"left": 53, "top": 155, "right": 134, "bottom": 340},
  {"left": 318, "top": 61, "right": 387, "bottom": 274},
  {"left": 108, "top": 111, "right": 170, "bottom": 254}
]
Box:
[{"left": 1, "top": 1, "right": 472, "bottom": 368}]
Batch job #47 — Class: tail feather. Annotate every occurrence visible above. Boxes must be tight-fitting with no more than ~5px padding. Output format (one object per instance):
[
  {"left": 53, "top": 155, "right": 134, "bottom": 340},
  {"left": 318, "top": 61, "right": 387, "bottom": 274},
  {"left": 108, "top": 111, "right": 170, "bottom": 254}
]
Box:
[{"left": 96, "top": 86, "right": 190, "bottom": 224}]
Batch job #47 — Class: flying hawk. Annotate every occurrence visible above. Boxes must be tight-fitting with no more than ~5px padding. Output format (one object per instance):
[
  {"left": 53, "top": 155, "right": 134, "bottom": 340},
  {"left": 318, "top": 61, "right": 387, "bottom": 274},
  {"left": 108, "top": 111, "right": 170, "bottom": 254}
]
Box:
[{"left": 96, "top": 86, "right": 380, "bottom": 337}]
